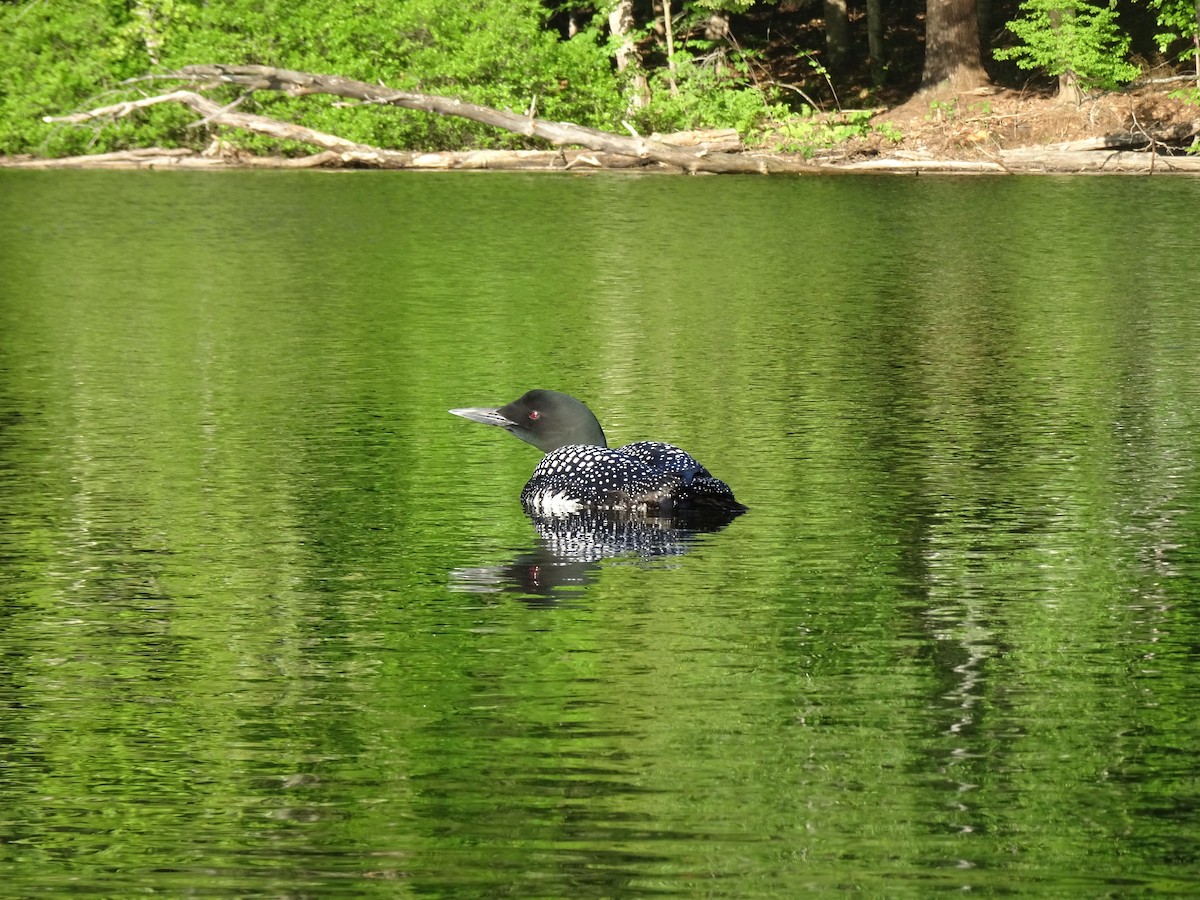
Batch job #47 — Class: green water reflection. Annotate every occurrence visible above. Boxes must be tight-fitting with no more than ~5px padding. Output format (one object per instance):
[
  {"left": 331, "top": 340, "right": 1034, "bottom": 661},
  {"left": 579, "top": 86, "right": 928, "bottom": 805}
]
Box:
[{"left": 1, "top": 170, "right": 1199, "bottom": 895}]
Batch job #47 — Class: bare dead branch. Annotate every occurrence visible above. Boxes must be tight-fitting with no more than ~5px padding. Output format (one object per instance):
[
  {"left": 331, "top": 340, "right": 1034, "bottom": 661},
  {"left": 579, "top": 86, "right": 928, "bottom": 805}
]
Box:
[
  {"left": 26, "top": 64, "right": 1200, "bottom": 175},
  {"left": 45, "top": 88, "right": 386, "bottom": 157},
  {"left": 168, "top": 64, "right": 821, "bottom": 174}
]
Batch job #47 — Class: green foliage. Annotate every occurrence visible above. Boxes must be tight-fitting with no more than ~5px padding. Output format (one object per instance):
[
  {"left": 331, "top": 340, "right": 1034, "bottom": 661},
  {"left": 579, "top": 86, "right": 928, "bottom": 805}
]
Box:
[
  {"left": 690, "top": 0, "right": 757, "bottom": 11},
  {"left": 1167, "top": 84, "right": 1200, "bottom": 152},
  {"left": 0, "top": 0, "right": 625, "bottom": 155},
  {"left": 0, "top": 2, "right": 149, "bottom": 155},
  {"left": 994, "top": 1, "right": 1141, "bottom": 93},
  {"left": 924, "top": 98, "right": 993, "bottom": 122},
  {"left": 280, "top": 0, "right": 625, "bottom": 150},
  {"left": 757, "top": 107, "right": 902, "bottom": 157},
  {"left": 926, "top": 97, "right": 959, "bottom": 120},
  {"left": 2, "top": 0, "right": 1190, "bottom": 158},
  {"left": 1148, "top": 0, "right": 1200, "bottom": 78},
  {"left": 629, "top": 34, "right": 784, "bottom": 136}
]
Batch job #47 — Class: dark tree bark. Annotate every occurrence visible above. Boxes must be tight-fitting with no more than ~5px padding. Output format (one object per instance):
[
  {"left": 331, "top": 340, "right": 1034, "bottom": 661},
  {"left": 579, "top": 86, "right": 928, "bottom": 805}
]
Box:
[
  {"left": 977, "top": 0, "right": 992, "bottom": 55},
  {"left": 866, "top": 0, "right": 886, "bottom": 86},
  {"left": 823, "top": 0, "right": 852, "bottom": 76},
  {"left": 921, "top": 0, "right": 991, "bottom": 93}
]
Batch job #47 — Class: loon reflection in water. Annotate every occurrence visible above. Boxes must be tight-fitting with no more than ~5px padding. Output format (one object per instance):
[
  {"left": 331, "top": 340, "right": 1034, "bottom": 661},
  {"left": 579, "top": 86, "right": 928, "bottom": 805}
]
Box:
[
  {"left": 450, "top": 507, "right": 738, "bottom": 601},
  {"left": 449, "top": 389, "right": 747, "bottom": 518}
]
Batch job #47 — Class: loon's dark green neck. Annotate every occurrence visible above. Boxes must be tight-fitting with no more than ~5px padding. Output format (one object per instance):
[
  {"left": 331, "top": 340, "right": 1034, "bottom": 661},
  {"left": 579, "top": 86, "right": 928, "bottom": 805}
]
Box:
[{"left": 449, "top": 389, "right": 607, "bottom": 453}]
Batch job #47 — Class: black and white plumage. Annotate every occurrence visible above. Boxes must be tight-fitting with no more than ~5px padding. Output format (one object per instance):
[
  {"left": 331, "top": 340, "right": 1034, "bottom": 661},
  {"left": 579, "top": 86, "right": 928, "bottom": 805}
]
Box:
[{"left": 449, "top": 390, "right": 746, "bottom": 517}]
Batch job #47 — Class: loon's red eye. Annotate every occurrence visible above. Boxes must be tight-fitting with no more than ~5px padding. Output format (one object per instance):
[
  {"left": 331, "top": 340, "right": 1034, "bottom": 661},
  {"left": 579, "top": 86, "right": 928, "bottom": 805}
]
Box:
[{"left": 529, "top": 410, "right": 540, "bottom": 421}]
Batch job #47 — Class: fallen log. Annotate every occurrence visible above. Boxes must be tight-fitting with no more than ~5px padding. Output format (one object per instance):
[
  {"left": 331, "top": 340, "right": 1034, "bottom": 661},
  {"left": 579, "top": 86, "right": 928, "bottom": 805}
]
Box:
[
  {"left": 44, "top": 64, "right": 816, "bottom": 175},
  {"left": 26, "top": 64, "right": 1200, "bottom": 175},
  {"left": 1046, "top": 120, "right": 1200, "bottom": 152},
  {"left": 651, "top": 128, "right": 743, "bottom": 152},
  {"left": 2, "top": 147, "right": 204, "bottom": 169},
  {"left": 46, "top": 89, "right": 400, "bottom": 159},
  {"left": 138, "top": 64, "right": 822, "bottom": 174},
  {"left": 1, "top": 146, "right": 668, "bottom": 171},
  {"left": 40, "top": 87, "right": 663, "bottom": 170},
  {"left": 842, "top": 155, "right": 1006, "bottom": 173},
  {"left": 13, "top": 143, "right": 1200, "bottom": 174},
  {"left": 996, "top": 147, "right": 1200, "bottom": 173}
]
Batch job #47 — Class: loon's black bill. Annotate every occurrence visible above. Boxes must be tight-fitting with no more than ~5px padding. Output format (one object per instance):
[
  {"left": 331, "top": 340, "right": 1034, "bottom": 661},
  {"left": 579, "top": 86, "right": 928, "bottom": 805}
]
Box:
[{"left": 449, "top": 406, "right": 517, "bottom": 428}]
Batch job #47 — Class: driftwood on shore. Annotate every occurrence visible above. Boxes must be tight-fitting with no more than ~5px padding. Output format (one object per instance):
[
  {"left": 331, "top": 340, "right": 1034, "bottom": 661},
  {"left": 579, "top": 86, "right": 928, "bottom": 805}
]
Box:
[
  {"left": 6, "top": 144, "right": 712, "bottom": 172},
  {"left": 40, "top": 64, "right": 822, "bottom": 175},
  {"left": 843, "top": 149, "right": 1200, "bottom": 174},
  {"left": 16, "top": 63, "right": 1200, "bottom": 175}
]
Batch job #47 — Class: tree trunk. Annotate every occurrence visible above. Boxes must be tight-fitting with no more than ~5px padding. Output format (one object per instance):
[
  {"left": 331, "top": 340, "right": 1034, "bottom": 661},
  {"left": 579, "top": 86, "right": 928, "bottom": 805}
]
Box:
[
  {"left": 608, "top": 0, "right": 650, "bottom": 109},
  {"left": 921, "top": 0, "right": 990, "bottom": 94},
  {"left": 1058, "top": 71, "right": 1084, "bottom": 106},
  {"left": 976, "top": 0, "right": 992, "bottom": 55},
  {"left": 662, "top": 0, "right": 679, "bottom": 96},
  {"left": 704, "top": 10, "right": 730, "bottom": 42},
  {"left": 1048, "top": 7, "right": 1084, "bottom": 105},
  {"left": 1195, "top": 0, "right": 1200, "bottom": 85},
  {"left": 132, "top": 0, "right": 163, "bottom": 67},
  {"left": 866, "top": 0, "right": 886, "bottom": 86},
  {"left": 823, "top": 0, "right": 852, "bottom": 76},
  {"left": 704, "top": 9, "right": 732, "bottom": 75}
]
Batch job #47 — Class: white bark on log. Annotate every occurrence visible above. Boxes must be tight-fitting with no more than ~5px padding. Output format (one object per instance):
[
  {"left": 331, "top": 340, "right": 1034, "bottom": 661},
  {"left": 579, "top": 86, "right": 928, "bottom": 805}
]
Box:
[
  {"left": 652, "top": 128, "right": 742, "bottom": 152},
  {"left": 996, "top": 148, "right": 1200, "bottom": 173},
  {"left": 9, "top": 146, "right": 1200, "bottom": 174},
  {"left": 46, "top": 89, "right": 391, "bottom": 157},
  {"left": 1046, "top": 121, "right": 1200, "bottom": 152},
  {"left": 4, "top": 147, "right": 668, "bottom": 172},
  {"left": 23, "top": 64, "right": 1200, "bottom": 176},
  {"left": 164, "top": 64, "right": 821, "bottom": 174}
]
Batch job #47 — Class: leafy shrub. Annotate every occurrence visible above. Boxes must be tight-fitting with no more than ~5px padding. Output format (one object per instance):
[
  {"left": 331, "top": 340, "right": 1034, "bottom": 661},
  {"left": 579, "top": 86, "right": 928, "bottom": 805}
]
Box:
[
  {"left": 1, "top": 0, "right": 625, "bottom": 155},
  {"left": 994, "top": 0, "right": 1140, "bottom": 95},
  {"left": 630, "top": 44, "right": 784, "bottom": 135},
  {"left": 1148, "top": 0, "right": 1200, "bottom": 84},
  {"left": 0, "top": 2, "right": 150, "bottom": 155},
  {"left": 756, "top": 107, "right": 902, "bottom": 156}
]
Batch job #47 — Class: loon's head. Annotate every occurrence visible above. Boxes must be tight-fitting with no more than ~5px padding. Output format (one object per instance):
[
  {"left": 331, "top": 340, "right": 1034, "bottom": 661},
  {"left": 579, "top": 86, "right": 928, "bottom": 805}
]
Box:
[{"left": 450, "top": 390, "right": 607, "bottom": 454}]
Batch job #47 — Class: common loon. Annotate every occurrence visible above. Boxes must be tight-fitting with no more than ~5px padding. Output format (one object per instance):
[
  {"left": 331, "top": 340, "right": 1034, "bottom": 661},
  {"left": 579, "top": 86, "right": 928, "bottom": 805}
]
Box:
[{"left": 449, "top": 390, "right": 746, "bottom": 516}]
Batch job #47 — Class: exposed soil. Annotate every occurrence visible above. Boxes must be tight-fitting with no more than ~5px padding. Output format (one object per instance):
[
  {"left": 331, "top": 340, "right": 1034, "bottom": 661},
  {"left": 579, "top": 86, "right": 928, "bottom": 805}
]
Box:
[
  {"left": 736, "top": 2, "right": 1200, "bottom": 165},
  {"left": 4, "top": 64, "right": 1197, "bottom": 173},
  {"left": 857, "top": 82, "right": 1200, "bottom": 159}
]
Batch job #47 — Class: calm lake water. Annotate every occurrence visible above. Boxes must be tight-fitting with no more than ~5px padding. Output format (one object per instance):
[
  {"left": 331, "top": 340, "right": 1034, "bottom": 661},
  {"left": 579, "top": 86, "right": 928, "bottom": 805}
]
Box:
[{"left": 2, "top": 169, "right": 1199, "bottom": 895}]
